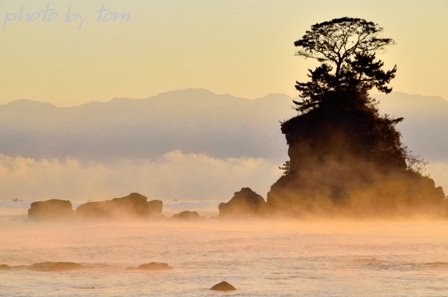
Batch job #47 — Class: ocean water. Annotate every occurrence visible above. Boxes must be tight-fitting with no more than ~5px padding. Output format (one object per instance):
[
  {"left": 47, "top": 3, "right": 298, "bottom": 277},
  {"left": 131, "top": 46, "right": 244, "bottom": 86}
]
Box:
[{"left": 1, "top": 202, "right": 448, "bottom": 296}]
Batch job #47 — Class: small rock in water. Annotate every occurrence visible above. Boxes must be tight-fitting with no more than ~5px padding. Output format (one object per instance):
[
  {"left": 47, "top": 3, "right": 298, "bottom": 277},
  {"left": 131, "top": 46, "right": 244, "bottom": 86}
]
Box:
[
  {"left": 172, "top": 210, "right": 201, "bottom": 220},
  {"left": 28, "top": 262, "right": 83, "bottom": 271},
  {"left": 0, "top": 264, "right": 10, "bottom": 270},
  {"left": 219, "top": 187, "right": 267, "bottom": 218},
  {"left": 210, "top": 281, "right": 237, "bottom": 291},
  {"left": 28, "top": 199, "right": 75, "bottom": 221},
  {"left": 136, "top": 262, "right": 173, "bottom": 270}
]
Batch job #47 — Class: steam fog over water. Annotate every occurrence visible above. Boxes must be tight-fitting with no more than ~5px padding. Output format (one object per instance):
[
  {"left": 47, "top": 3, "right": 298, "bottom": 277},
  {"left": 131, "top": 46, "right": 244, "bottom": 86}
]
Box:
[{"left": 1, "top": 203, "right": 448, "bottom": 296}]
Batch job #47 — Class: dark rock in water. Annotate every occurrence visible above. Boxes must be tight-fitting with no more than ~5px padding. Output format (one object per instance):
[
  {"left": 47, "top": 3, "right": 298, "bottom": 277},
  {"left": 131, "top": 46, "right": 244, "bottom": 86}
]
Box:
[
  {"left": 28, "top": 262, "right": 83, "bottom": 271},
  {"left": 219, "top": 187, "right": 267, "bottom": 218},
  {"left": 210, "top": 281, "right": 237, "bottom": 291},
  {"left": 76, "top": 193, "right": 163, "bottom": 219},
  {"left": 172, "top": 210, "right": 201, "bottom": 220},
  {"left": 28, "top": 199, "right": 75, "bottom": 221},
  {"left": 135, "top": 262, "right": 173, "bottom": 270},
  {"left": 0, "top": 264, "right": 10, "bottom": 270},
  {"left": 75, "top": 200, "right": 108, "bottom": 219},
  {"left": 147, "top": 199, "right": 163, "bottom": 216}
]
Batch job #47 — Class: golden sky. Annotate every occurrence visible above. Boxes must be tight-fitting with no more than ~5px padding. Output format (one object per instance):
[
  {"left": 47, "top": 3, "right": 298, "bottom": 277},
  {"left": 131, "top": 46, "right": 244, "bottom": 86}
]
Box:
[{"left": 1, "top": 0, "right": 447, "bottom": 106}]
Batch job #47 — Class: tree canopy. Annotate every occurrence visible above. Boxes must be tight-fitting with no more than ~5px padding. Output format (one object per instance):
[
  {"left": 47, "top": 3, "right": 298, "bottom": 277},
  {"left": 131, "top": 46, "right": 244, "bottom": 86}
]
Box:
[{"left": 293, "top": 17, "right": 397, "bottom": 113}]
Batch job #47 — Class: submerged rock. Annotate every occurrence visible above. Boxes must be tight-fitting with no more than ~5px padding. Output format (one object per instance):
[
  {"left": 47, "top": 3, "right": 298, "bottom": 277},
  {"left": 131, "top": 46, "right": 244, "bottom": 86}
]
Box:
[
  {"left": 172, "top": 210, "right": 201, "bottom": 220},
  {"left": 210, "top": 281, "right": 237, "bottom": 291},
  {"left": 28, "top": 199, "right": 75, "bottom": 221},
  {"left": 76, "top": 193, "right": 163, "bottom": 219},
  {"left": 130, "top": 262, "right": 173, "bottom": 270},
  {"left": 219, "top": 187, "right": 267, "bottom": 218},
  {"left": 28, "top": 262, "right": 83, "bottom": 271}
]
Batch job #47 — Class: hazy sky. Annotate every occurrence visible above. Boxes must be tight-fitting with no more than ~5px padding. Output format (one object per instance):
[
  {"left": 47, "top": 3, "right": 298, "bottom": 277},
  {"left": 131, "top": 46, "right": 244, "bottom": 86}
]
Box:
[
  {"left": 1, "top": 0, "right": 448, "bottom": 202},
  {"left": 1, "top": 0, "right": 447, "bottom": 106}
]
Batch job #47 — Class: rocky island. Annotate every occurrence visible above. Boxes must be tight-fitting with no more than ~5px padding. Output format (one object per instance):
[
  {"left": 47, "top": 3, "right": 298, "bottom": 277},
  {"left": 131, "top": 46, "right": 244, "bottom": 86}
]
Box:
[{"left": 265, "top": 17, "right": 446, "bottom": 218}]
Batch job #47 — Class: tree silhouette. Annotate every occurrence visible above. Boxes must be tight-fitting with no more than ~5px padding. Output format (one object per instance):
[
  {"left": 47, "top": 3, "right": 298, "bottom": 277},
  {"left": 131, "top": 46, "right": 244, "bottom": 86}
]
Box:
[
  {"left": 288, "top": 17, "right": 406, "bottom": 172},
  {"left": 293, "top": 17, "right": 397, "bottom": 113}
]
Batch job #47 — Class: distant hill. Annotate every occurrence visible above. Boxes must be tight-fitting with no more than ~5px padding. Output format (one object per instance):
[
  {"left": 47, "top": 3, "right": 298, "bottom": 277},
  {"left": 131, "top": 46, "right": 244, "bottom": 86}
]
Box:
[
  {"left": 0, "top": 89, "right": 446, "bottom": 163},
  {"left": 377, "top": 92, "right": 448, "bottom": 162},
  {"left": 0, "top": 89, "right": 295, "bottom": 162}
]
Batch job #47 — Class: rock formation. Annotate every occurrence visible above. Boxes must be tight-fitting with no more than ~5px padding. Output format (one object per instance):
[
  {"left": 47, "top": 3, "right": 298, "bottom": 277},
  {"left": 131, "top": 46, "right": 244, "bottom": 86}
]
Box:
[
  {"left": 172, "top": 210, "right": 201, "bottom": 220},
  {"left": 75, "top": 193, "right": 163, "bottom": 219},
  {"left": 210, "top": 281, "right": 237, "bottom": 291},
  {"left": 28, "top": 262, "right": 83, "bottom": 271},
  {"left": 267, "top": 92, "right": 447, "bottom": 218},
  {"left": 28, "top": 199, "right": 75, "bottom": 221},
  {"left": 147, "top": 199, "right": 163, "bottom": 216},
  {"left": 126, "top": 262, "right": 173, "bottom": 270},
  {"left": 219, "top": 187, "right": 267, "bottom": 218}
]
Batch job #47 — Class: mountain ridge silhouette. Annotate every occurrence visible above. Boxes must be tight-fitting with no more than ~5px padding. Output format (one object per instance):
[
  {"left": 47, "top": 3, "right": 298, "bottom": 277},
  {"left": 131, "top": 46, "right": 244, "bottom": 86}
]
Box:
[{"left": 0, "top": 89, "right": 446, "bottom": 163}]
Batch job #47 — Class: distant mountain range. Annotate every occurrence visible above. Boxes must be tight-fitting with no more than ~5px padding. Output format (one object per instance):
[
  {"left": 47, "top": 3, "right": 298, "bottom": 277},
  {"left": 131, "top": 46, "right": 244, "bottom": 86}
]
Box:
[
  {"left": 0, "top": 89, "right": 295, "bottom": 162},
  {"left": 377, "top": 92, "right": 448, "bottom": 162},
  {"left": 0, "top": 89, "right": 446, "bottom": 163}
]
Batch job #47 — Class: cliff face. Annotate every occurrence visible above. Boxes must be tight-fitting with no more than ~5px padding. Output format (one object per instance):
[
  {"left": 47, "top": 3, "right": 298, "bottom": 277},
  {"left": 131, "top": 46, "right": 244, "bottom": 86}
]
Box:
[{"left": 267, "top": 94, "right": 447, "bottom": 218}]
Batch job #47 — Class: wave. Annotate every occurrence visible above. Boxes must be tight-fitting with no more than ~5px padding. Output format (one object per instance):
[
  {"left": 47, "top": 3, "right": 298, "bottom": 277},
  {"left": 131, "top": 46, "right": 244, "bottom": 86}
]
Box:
[
  {"left": 350, "top": 258, "right": 389, "bottom": 265},
  {"left": 418, "top": 262, "right": 448, "bottom": 269},
  {"left": 350, "top": 258, "right": 448, "bottom": 271}
]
